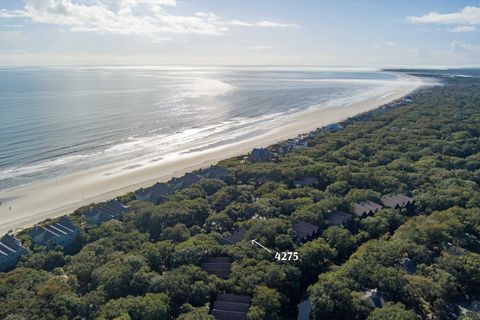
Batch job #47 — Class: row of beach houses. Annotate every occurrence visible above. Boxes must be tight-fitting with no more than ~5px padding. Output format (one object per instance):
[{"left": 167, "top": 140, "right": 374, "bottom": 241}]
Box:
[
  {"left": 0, "top": 166, "right": 229, "bottom": 272},
  {"left": 0, "top": 216, "right": 81, "bottom": 272}
]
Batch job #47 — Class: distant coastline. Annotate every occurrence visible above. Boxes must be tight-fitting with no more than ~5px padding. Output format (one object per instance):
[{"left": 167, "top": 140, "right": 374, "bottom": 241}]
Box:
[{"left": 0, "top": 73, "right": 427, "bottom": 234}]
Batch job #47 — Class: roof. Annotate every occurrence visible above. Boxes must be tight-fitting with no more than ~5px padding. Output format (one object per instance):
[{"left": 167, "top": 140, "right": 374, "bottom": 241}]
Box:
[
  {"left": 362, "top": 289, "right": 387, "bottom": 308},
  {"left": 170, "top": 173, "right": 201, "bottom": 189},
  {"left": 293, "top": 221, "right": 319, "bottom": 241},
  {"left": 353, "top": 201, "right": 382, "bottom": 217},
  {"left": 84, "top": 199, "right": 128, "bottom": 224},
  {"left": 446, "top": 244, "right": 467, "bottom": 256},
  {"left": 29, "top": 217, "right": 78, "bottom": 246},
  {"left": 250, "top": 148, "right": 271, "bottom": 162},
  {"left": 219, "top": 230, "right": 245, "bottom": 245},
  {"left": 0, "top": 234, "right": 27, "bottom": 257},
  {"left": 397, "top": 257, "right": 416, "bottom": 274},
  {"left": 135, "top": 183, "right": 172, "bottom": 203},
  {"left": 380, "top": 194, "right": 414, "bottom": 209},
  {"left": 293, "top": 176, "right": 317, "bottom": 187},
  {"left": 212, "top": 293, "right": 251, "bottom": 320},
  {"left": 201, "top": 257, "right": 232, "bottom": 279},
  {"left": 0, "top": 233, "right": 28, "bottom": 271},
  {"left": 199, "top": 165, "right": 229, "bottom": 179},
  {"left": 324, "top": 211, "right": 353, "bottom": 226}
]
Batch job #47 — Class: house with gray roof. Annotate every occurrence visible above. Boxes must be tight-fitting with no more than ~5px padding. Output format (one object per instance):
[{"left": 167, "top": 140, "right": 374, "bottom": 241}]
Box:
[
  {"left": 201, "top": 257, "right": 232, "bottom": 279},
  {"left": 0, "top": 234, "right": 29, "bottom": 272},
  {"left": 84, "top": 199, "right": 128, "bottom": 225},
  {"left": 169, "top": 172, "right": 201, "bottom": 189},
  {"left": 396, "top": 257, "right": 416, "bottom": 274},
  {"left": 293, "top": 221, "right": 320, "bottom": 243},
  {"left": 362, "top": 288, "right": 388, "bottom": 309},
  {"left": 380, "top": 194, "right": 415, "bottom": 214},
  {"left": 212, "top": 293, "right": 251, "bottom": 320},
  {"left": 219, "top": 229, "right": 246, "bottom": 245},
  {"left": 324, "top": 210, "right": 353, "bottom": 228},
  {"left": 199, "top": 165, "right": 229, "bottom": 180},
  {"left": 249, "top": 148, "right": 272, "bottom": 162},
  {"left": 135, "top": 182, "right": 173, "bottom": 204},
  {"left": 293, "top": 176, "right": 318, "bottom": 188},
  {"left": 29, "top": 216, "right": 79, "bottom": 249},
  {"left": 353, "top": 201, "right": 382, "bottom": 218}
]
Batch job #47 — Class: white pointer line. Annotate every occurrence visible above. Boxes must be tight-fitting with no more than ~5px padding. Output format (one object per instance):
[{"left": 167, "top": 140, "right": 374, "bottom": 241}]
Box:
[{"left": 251, "top": 239, "right": 272, "bottom": 254}]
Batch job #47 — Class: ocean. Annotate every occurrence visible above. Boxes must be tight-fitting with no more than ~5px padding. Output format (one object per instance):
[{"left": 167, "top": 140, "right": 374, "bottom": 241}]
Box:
[{"left": 0, "top": 66, "right": 407, "bottom": 191}]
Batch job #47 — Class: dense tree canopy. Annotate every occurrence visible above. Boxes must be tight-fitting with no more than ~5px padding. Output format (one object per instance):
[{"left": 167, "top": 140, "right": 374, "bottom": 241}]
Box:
[{"left": 2, "top": 73, "right": 480, "bottom": 319}]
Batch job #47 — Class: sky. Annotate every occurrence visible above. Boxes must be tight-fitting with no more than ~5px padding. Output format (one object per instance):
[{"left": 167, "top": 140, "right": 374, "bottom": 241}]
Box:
[{"left": 0, "top": 0, "right": 480, "bottom": 67}]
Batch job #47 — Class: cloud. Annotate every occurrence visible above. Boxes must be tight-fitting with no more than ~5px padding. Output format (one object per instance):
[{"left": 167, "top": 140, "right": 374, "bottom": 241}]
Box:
[
  {"left": 0, "top": 0, "right": 298, "bottom": 39},
  {"left": 250, "top": 46, "right": 270, "bottom": 50},
  {"left": 229, "top": 19, "right": 298, "bottom": 28},
  {"left": 407, "top": 6, "right": 480, "bottom": 25},
  {"left": 2, "top": 24, "right": 23, "bottom": 28},
  {"left": 450, "top": 40, "right": 480, "bottom": 55},
  {"left": 448, "top": 25, "right": 477, "bottom": 32}
]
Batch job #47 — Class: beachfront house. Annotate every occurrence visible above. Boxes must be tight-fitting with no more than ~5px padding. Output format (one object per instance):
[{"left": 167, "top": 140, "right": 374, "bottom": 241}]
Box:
[
  {"left": 293, "top": 221, "right": 320, "bottom": 243},
  {"left": 352, "top": 201, "right": 383, "bottom": 218},
  {"left": 84, "top": 199, "right": 128, "bottom": 225},
  {"left": 0, "top": 234, "right": 29, "bottom": 272},
  {"left": 199, "top": 165, "right": 229, "bottom": 180},
  {"left": 276, "top": 144, "right": 292, "bottom": 155},
  {"left": 323, "top": 123, "right": 344, "bottom": 133},
  {"left": 291, "top": 138, "right": 308, "bottom": 151},
  {"left": 212, "top": 293, "right": 251, "bottom": 320},
  {"left": 380, "top": 194, "right": 415, "bottom": 214},
  {"left": 135, "top": 182, "right": 173, "bottom": 204},
  {"left": 29, "top": 216, "right": 80, "bottom": 249},
  {"left": 249, "top": 148, "right": 272, "bottom": 163},
  {"left": 169, "top": 172, "right": 201, "bottom": 189}
]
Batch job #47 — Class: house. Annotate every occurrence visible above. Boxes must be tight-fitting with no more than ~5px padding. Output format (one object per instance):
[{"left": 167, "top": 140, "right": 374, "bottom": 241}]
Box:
[
  {"left": 212, "top": 293, "right": 251, "bottom": 320},
  {"left": 0, "top": 234, "right": 29, "bottom": 272},
  {"left": 293, "top": 176, "right": 317, "bottom": 188},
  {"left": 201, "top": 257, "right": 232, "bottom": 279},
  {"left": 291, "top": 138, "right": 308, "bottom": 151},
  {"left": 84, "top": 199, "right": 128, "bottom": 225},
  {"left": 199, "top": 165, "right": 229, "bottom": 180},
  {"left": 362, "top": 288, "right": 388, "bottom": 309},
  {"left": 135, "top": 182, "right": 173, "bottom": 204},
  {"left": 256, "top": 176, "right": 270, "bottom": 186},
  {"left": 396, "top": 257, "right": 416, "bottom": 274},
  {"left": 380, "top": 194, "right": 415, "bottom": 214},
  {"left": 293, "top": 221, "right": 320, "bottom": 243},
  {"left": 323, "top": 123, "right": 344, "bottom": 133},
  {"left": 249, "top": 148, "right": 272, "bottom": 162},
  {"left": 276, "top": 144, "right": 292, "bottom": 155},
  {"left": 352, "top": 201, "right": 382, "bottom": 218},
  {"left": 446, "top": 243, "right": 467, "bottom": 256},
  {"left": 324, "top": 210, "right": 353, "bottom": 227},
  {"left": 219, "top": 229, "right": 246, "bottom": 245},
  {"left": 169, "top": 173, "right": 201, "bottom": 189},
  {"left": 29, "top": 217, "right": 80, "bottom": 249},
  {"left": 308, "top": 130, "right": 320, "bottom": 138}
]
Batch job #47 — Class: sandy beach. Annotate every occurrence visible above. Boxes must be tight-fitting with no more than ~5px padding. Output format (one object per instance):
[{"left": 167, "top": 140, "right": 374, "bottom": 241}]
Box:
[{"left": 0, "top": 74, "right": 427, "bottom": 234}]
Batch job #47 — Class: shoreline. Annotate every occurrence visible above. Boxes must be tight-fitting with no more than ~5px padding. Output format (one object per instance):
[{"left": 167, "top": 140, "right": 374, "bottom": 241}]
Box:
[{"left": 0, "top": 73, "right": 428, "bottom": 234}]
